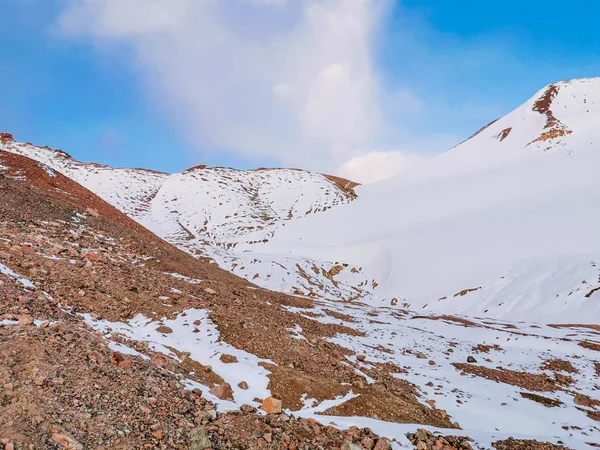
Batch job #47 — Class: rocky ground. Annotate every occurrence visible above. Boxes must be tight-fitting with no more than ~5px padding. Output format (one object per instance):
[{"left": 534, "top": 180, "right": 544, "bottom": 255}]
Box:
[{"left": 0, "top": 149, "right": 593, "bottom": 449}]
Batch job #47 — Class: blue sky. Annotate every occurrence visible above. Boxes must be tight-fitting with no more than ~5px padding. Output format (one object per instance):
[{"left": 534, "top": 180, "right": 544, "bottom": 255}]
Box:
[{"left": 1, "top": 0, "right": 599, "bottom": 177}]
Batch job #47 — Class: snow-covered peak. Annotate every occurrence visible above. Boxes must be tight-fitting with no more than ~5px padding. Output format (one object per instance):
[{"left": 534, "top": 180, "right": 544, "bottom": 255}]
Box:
[{"left": 440, "top": 77, "right": 600, "bottom": 171}]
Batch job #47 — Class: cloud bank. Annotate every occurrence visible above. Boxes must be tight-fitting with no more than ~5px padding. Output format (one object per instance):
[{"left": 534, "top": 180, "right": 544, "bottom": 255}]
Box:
[{"left": 57, "top": 0, "right": 438, "bottom": 182}]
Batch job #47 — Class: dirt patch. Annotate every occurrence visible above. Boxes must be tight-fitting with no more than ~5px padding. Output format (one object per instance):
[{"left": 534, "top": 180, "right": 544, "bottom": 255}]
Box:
[
  {"left": 531, "top": 128, "right": 572, "bottom": 143},
  {"left": 540, "top": 359, "right": 578, "bottom": 374},
  {"left": 452, "top": 364, "right": 570, "bottom": 392},
  {"left": 323, "top": 308, "right": 356, "bottom": 323},
  {"left": 493, "top": 437, "right": 572, "bottom": 450},
  {"left": 520, "top": 392, "right": 563, "bottom": 408},
  {"left": 579, "top": 340, "right": 600, "bottom": 352},
  {"left": 260, "top": 363, "right": 349, "bottom": 411},
  {"left": 472, "top": 344, "right": 502, "bottom": 353},
  {"left": 322, "top": 386, "right": 456, "bottom": 429}
]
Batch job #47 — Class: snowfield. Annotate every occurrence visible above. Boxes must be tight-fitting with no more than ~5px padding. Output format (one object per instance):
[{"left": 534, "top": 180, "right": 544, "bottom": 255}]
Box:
[{"left": 256, "top": 78, "right": 600, "bottom": 323}]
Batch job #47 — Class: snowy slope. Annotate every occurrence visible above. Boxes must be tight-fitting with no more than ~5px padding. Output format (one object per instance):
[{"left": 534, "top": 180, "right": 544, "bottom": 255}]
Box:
[
  {"left": 4, "top": 78, "right": 600, "bottom": 322},
  {"left": 257, "top": 78, "right": 600, "bottom": 323},
  {"left": 0, "top": 133, "right": 370, "bottom": 300}
]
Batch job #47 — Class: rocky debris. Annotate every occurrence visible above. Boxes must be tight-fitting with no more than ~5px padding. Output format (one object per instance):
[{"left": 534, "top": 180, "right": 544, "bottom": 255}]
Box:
[
  {"left": 209, "top": 382, "right": 234, "bottom": 401},
  {"left": 573, "top": 393, "right": 600, "bottom": 409},
  {"left": 520, "top": 392, "right": 563, "bottom": 408},
  {"left": 541, "top": 359, "right": 578, "bottom": 374},
  {"left": 453, "top": 363, "right": 570, "bottom": 391},
  {"left": 492, "top": 437, "right": 572, "bottom": 449},
  {"left": 261, "top": 396, "right": 283, "bottom": 414},
  {"left": 206, "top": 413, "right": 397, "bottom": 449},
  {"left": 472, "top": 344, "right": 502, "bottom": 353},
  {"left": 406, "top": 429, "right": 472, "bottom": 450}
]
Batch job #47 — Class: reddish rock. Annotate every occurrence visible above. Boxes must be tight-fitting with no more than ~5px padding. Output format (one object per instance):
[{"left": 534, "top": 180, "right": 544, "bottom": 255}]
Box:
[
  {"left": 357, "top": 354, "right": 366, "bottom": 362},
  {"left": 83, "top": 252, "right": 99, "bottom": 261},
  {"left": 118, "top": 359, "right": 133, "bottom": 369},
  {"left": 151, "top": 353, "right": 168, "bottom": 367},
  {"left": 238, "top": 381, "right": 249, "bottom": 390},
  {"left": 152, "top": 430, "right": 165, "bottom": 440},
  {"left": 18, "top": 313, "right": 34, "bottom": 326},
  {"left": 261, "top": 396, "right": 282, "bottom": 414},
  {"left": 219, "top": 354, "right": 238, "bottom": 364},
  {"left": 373, "top": 438, "right": 391, "bottom": 450},
  {"left": 209, "top": 383, "right": 234, "bottom": 401}
]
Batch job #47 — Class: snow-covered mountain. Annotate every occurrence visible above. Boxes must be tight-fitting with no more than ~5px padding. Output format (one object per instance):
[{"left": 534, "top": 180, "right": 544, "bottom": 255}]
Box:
[
  {"left": 0, "top": 132, "right": 371, "bottom": 300},
  {"left": 258, "top": 78, "right": 600, "bottom": 322},
  {"left": 3, "top": 77, "right": 600, "bottom": 323}
]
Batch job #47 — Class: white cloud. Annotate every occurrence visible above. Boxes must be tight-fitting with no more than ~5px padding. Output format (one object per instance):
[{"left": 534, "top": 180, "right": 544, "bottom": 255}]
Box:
[
  {"left": 338, "top": 150, "right": 424, "bottom": 184},
  {"left": 58, "top": 0, "right": 390, "bottom": 173}
]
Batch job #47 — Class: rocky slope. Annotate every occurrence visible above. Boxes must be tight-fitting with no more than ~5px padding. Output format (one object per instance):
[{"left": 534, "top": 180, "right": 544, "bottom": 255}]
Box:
[
  {"left": 0, "top": 132, "right": 369, "bottom": 302},
  {"left": 2, "top": 145, "right": 596, "bottom": 448}
]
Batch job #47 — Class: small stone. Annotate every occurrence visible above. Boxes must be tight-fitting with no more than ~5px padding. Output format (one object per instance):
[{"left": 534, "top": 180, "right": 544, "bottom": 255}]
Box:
[
  {"left": 341, "top": 442, "right": 361, "bottom": 450},
  {"left": 263, "top": 432, "right": 272, "bottom": 443},
  {"left": 261, "top": 396, "right": 282, "bottom": 414},
  {"left": 83, "top": 252, "right": 99, "bottom": 261},
  {"left": 361, "top": 436, "right": 375, "bottom": 449},
  {"left": 18, "top": 313, "right": 34, "bottom": 326},
  {"left": 152, "top": 430, "right": 165, "bottom": 440},
  {"left": 209, "top": 383, "right": 234, "bottom": 401},
  {"left": 428, "top": 360, "right": 436, "bottom": 366},
  {"left": 373, "top": 438, "right": 391, "bottom": 450},
  {"left": 203, "top": 287, "right": 217, "bottom": 295},
  {"left": 51, "top": 432, "right": 84, "bottom": 450},
  {"left": 189, "top": 426, "right": 213, "bottom": 450},
  {"left": 416, "top": 352, "right": 427, "bottom": 359},
  {"left": 238, "top": 381, "right": 249, "bottom": 390},
  {"left": 219, "top": 354, "right": 238, "bottom": 364},
  {"left": 240, "top": 404, "right": 256, "bottom": 413},
  {"left": 467, "top": 356, "right": 477, "bottom": 363},
  {"left": 357, "top": 354, "right": 366, "bottom": 362}
]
